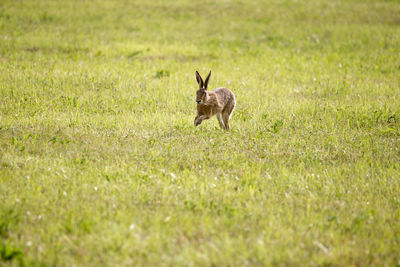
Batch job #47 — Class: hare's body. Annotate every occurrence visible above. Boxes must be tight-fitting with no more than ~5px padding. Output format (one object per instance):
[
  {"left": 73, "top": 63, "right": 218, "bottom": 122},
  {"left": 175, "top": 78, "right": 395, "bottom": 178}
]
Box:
[{"left": 194, "top": 71, "right": 236, "bottom": 131}]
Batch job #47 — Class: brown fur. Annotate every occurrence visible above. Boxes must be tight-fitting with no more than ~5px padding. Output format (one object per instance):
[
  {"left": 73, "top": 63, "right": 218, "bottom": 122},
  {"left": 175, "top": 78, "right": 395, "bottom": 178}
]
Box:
[{"left": 194, "top": 71, "right": 236, "bottom": 131}]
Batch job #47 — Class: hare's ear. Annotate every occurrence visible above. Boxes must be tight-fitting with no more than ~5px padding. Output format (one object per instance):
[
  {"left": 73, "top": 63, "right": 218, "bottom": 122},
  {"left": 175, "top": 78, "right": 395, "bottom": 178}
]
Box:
[
  {"left": 195, "top": 71, "right": 203, "bottom": 89},
  {"left": 204, "top": 71, "right": 211, "bottom": 90}
]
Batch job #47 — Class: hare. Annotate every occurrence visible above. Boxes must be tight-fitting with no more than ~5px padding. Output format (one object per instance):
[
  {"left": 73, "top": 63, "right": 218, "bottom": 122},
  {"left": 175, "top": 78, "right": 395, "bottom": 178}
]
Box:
[{"left": 194, "top": 71, "right": 236, "bottom": 131}]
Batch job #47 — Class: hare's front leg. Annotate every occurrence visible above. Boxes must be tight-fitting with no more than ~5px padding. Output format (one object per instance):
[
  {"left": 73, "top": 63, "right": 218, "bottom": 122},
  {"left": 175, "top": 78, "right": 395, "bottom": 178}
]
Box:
[{"left": 194, "top": 115, "right": 209, "bottom": 126}]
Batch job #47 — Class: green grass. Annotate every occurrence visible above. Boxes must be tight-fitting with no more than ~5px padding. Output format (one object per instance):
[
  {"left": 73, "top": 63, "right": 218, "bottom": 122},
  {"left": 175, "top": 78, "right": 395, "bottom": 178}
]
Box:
[{"left": 1, "top": 0, "right": 400, "bottom": 266}]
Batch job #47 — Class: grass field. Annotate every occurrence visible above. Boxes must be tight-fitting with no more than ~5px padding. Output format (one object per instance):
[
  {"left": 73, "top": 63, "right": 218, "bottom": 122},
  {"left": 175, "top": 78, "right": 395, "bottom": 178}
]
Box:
[{"left": 1, "top": 0, "right": 400, "bottom": 266}]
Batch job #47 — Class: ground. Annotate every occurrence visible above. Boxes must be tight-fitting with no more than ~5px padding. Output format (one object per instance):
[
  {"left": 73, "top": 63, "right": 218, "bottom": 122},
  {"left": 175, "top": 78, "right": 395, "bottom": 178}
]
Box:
[{"left": 0, "top": 0, "right": 399, "bottom": 266}]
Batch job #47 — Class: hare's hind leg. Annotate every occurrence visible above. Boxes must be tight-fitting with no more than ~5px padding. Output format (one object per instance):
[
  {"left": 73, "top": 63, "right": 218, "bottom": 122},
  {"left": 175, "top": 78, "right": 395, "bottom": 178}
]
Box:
[
  {"left": 216, "top": 113, "right": 225, "bottom": 129},
  {"left": 222, "top": 112, "right": 230, "bottom": 131},
  {"left": 222, "top": 103, "right": 235, "bottom": 131}
]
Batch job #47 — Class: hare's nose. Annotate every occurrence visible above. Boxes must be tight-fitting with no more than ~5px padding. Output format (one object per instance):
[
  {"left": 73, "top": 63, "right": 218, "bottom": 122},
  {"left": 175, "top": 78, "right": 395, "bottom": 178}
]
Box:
[{"left": 196, "top": 100, "right": 201, "bottom": 104}]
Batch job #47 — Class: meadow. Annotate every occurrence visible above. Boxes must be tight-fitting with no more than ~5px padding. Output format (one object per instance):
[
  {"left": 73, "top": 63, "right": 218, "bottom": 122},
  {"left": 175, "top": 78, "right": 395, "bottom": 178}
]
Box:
[{"left": 0, "top": 0, "right": 400, "bottom": 266}]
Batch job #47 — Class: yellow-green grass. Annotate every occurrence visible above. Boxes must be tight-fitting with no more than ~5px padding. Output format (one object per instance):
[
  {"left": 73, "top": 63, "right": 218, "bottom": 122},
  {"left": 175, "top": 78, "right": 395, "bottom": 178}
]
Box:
[{"left": 1, "top": 0, "right": 399, "bottom": 266}]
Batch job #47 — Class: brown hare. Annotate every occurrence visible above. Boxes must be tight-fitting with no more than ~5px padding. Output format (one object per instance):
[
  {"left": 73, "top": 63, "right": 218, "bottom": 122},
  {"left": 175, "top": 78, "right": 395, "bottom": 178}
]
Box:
[{"left": 194, "top": 71, "right": 236, "bottom": 131}]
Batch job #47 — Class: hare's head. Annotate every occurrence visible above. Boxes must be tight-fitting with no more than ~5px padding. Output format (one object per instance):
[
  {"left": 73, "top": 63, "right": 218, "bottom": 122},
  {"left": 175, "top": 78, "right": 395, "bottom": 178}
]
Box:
[{"left": 195, "top": 70, "right": 211, "bottom": 105}]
